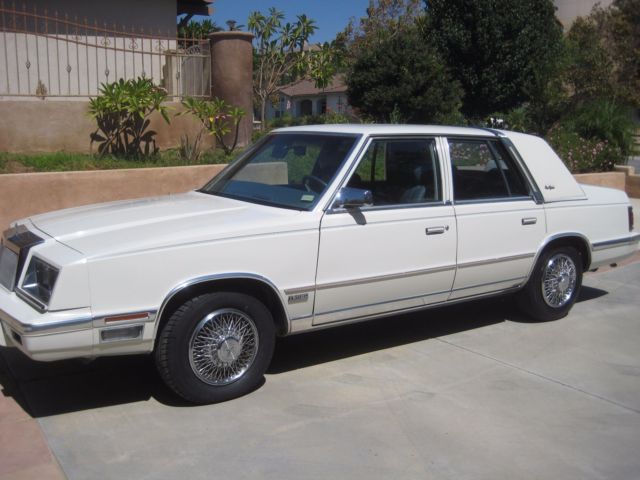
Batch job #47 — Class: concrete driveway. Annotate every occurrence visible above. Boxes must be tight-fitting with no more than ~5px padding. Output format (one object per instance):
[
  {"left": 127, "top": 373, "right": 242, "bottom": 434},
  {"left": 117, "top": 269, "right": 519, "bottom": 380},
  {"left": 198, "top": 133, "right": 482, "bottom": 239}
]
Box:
[{"left": 1, "top": 261, "right": 640, "bottom": 480}]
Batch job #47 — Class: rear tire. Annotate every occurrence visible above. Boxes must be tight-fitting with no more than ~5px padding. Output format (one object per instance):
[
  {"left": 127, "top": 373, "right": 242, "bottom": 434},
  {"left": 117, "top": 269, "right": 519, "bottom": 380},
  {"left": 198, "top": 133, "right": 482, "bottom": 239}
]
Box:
[
  {"left": 517, "top": 246, "right": 583, "bottom": 321},
  {"left": 155, "top": 292, "right": 275, "bottom": 404}
]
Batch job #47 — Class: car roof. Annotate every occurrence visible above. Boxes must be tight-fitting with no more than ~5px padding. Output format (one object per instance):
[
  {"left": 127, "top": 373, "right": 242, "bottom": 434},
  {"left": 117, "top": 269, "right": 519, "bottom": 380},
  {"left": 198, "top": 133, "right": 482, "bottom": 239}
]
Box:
[{"left": 273, "top": 124, "right": 498, "bottom": 137}]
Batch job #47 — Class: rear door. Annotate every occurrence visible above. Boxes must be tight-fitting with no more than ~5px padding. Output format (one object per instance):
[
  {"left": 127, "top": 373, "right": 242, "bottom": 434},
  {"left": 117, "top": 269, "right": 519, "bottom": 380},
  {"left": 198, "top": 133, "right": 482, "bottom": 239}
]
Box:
[{"left": 446, "top": 137, "right": 546, "bottom": 299}]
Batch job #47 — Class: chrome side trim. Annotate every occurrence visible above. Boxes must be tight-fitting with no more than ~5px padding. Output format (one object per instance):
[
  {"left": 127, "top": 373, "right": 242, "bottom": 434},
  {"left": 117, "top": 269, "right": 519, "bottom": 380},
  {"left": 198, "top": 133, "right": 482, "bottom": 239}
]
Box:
[
  {"left": 289, "top": 285, "right": 521, "bottom": 334},
  {"left": 285, "top": 265, "right": 457, "bottom": 296},
  {"left": 592, "top": 233, "right": 640, "bottom": 252},
  {"left": 457, "top": 253, "right": 535, "bottom": 269},
  {"left": 155, "top": 273, "right": 290, "bottom": 336},
  {"left": 284, "top": 285, "right": 316, "bottom": 296},
  {"left": 0, "top": 307, "right": 92, "bottom": 335},
  {"left": 451, "top": 276, "right": 526, "bottom": 292},
  {"left": 315, "top": 290, "right": 447, "bottom": 318}
]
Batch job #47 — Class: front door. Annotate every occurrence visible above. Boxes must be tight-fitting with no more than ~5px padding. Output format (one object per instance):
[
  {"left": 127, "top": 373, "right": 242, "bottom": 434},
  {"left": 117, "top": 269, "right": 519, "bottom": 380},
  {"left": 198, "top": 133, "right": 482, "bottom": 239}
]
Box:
[{"left": 313, "top": 137, "right": 457, "bottom": 325}]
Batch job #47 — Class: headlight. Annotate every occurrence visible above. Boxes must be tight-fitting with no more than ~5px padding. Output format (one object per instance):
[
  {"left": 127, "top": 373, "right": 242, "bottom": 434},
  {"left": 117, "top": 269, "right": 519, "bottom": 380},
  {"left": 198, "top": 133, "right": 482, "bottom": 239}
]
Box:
[{"left": 19, "top": 257, "right": 59, "bottom": 308}]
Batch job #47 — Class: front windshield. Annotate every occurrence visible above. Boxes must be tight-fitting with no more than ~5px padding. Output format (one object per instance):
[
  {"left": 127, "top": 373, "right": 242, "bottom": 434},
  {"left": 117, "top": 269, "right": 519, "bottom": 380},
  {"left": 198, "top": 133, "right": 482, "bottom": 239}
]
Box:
[{"left": 201, "top": 133, "right": 360, "bottom": 210}]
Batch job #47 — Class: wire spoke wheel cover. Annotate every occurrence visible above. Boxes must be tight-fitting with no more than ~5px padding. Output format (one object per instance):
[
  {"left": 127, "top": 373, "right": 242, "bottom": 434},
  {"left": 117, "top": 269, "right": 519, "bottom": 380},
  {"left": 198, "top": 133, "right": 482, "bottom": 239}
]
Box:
[
  {"left": 189, "top": 308, "right": 259, "bottom": 386},
  {"left": 541, "top": 253, "right": 577, "bottom": 308}
]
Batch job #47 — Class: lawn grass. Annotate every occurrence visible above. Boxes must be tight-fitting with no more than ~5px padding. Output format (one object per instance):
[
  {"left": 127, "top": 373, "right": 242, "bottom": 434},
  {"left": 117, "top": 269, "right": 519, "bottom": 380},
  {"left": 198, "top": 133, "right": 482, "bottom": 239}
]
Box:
[{"left": 0, "top": 149, "right": 239, "bottom": 174}]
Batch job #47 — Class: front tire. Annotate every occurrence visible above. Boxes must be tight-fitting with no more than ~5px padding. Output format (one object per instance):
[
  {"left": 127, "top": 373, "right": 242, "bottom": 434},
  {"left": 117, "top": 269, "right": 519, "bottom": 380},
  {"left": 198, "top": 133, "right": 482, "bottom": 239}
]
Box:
[
  {"left": 517, "top": 246, "right": 583, "bottom": 321},
  {"left": 155, "top": 292, "right": 275, "bottom": 404}
]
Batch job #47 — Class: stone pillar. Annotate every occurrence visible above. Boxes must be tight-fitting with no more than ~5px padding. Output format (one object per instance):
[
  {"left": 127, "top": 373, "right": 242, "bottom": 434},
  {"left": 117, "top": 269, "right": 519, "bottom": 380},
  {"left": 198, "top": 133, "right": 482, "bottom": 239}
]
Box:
[{"left": 208, "top": 31, "right": 254, "bottom": 148}]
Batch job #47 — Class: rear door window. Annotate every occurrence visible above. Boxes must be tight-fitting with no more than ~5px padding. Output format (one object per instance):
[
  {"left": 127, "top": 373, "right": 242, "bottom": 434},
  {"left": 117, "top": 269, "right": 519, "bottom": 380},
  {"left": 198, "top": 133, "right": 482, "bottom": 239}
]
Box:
[{"left": 448, "top": 139, "right": 529, "bottom": 201}]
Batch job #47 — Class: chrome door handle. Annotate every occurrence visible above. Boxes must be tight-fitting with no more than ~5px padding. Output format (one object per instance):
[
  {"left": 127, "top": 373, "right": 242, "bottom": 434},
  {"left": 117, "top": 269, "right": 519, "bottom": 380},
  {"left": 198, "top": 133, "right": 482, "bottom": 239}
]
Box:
[
  {"left": 425, "top": 226, "right": 447, "bottom": 235},
  {"left": 521, "top": 217, "right": 537, "bottom": 225}
]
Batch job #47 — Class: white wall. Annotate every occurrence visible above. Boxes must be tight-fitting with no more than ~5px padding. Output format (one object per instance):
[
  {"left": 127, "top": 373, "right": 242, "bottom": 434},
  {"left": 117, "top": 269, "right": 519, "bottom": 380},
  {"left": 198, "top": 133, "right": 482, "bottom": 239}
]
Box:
[
  {"left": 0, "top": 32, "right": 178, "bottom": 98},
  {"left": 0, "top": 0, "right": 210, "bottom": 99}
]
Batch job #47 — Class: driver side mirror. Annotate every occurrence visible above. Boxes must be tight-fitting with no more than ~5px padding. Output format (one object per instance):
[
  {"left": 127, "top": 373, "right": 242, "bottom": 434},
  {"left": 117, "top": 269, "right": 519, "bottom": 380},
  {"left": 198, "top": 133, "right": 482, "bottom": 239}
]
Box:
[{"left": 333, "top": 187, "right": 373, "bottom": 209}]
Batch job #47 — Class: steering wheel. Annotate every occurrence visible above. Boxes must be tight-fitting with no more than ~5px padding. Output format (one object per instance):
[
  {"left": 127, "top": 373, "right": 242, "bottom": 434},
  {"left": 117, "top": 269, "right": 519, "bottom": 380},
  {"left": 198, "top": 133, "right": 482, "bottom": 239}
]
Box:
[{"left": 302, "top": 175, "right": 327, "bottom": 194}]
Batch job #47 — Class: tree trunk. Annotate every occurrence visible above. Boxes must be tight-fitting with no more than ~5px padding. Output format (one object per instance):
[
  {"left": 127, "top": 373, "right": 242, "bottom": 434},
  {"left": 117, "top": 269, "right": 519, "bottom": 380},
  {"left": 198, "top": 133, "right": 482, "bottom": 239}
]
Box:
[{"left": 260, "top": 98, "right": 267, "bottom": 131}]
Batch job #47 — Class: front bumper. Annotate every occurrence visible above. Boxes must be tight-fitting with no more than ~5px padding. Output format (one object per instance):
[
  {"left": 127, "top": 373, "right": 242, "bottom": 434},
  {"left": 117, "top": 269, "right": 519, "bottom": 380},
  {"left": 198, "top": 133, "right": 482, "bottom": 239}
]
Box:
[
  {"left": 0, "top": 284, "right": 158, "bottom": 362},
  {"left": 0, "top": 285, "right": 93, "bottom": 361}
]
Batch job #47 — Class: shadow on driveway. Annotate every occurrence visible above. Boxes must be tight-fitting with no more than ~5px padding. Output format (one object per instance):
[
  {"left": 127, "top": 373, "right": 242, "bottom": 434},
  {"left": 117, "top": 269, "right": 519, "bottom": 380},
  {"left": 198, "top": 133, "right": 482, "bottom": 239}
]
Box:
[{"left": 0, "top": 285, "right": 608, "bottom": 418}]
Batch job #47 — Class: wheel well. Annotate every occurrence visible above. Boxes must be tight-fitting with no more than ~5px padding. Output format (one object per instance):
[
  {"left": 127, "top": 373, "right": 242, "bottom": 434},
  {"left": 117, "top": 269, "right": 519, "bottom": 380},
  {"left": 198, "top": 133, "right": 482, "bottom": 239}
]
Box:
[
  {"left": 542, "top": 235, "right": 591, "bottom": 270},
  {"left": 154, "top": 278, "right": 289, "bottom": 348}
]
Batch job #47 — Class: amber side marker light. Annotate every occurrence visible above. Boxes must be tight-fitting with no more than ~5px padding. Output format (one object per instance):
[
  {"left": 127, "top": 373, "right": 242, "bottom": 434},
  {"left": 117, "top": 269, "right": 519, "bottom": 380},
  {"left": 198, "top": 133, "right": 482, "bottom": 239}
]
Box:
[{"left": 104, "top": 312, "right": 150, "bottom": 323}]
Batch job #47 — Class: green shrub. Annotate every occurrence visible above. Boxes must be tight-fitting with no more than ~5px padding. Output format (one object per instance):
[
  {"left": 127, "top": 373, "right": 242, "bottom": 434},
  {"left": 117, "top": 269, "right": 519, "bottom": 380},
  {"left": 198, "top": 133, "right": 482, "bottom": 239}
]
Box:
[
  {"left": 88, "top": 78, "right": 170, "bottom": 158},
  {"left": 567, "top": 99, "right": 635, "bottom": 158},
  {"left": 267, "top": 111, "right": 358, "bottom": 130},
  {"left": 179, "top": 97, "right": 245, "bottom": 155},
  {"left": 547, "top": 126, "right": 621, "bottom": 173}
]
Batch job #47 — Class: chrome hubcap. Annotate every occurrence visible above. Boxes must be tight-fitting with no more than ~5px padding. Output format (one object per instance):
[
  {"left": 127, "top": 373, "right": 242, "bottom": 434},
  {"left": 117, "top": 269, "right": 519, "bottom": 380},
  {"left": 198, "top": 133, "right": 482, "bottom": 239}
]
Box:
[
  {"left": 541, "top": 253, "right": 577, "bottom": 308},
  {"left": 189, "top": 308, "right": 258, "bottom": 386}
]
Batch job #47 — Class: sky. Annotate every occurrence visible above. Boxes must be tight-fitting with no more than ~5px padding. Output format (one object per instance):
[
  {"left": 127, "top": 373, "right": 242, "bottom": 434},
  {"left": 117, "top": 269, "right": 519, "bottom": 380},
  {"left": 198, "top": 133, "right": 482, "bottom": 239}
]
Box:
[{"left": 203, "top": 0, "right": 372, "bottom": 43}]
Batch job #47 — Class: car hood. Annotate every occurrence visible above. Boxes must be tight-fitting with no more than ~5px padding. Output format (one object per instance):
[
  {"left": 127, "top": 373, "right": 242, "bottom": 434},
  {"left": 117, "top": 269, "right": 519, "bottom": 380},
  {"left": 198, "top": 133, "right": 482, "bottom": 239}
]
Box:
[{"left": 28, "top": 192, "right": 311, "bottom": 258}]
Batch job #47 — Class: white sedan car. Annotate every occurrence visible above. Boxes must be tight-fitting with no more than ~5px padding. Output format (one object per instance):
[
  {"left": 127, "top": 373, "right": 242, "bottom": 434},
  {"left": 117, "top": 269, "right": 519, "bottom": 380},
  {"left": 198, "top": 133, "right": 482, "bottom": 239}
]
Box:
[{"left": 0, "top": 125, "right": 638, "bottom": 403}]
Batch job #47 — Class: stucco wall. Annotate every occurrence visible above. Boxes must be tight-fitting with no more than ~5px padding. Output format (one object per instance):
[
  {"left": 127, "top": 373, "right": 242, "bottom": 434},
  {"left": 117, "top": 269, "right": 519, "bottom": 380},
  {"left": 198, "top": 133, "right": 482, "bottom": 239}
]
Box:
[
  {"left": 0, "top": 100, "right": 212, "bottom": 153},
  {"left": 573, "top": 171, "right": 627, "bottom": 192},
  {"left": 0, "top": 164, "right": 226, "bottom": 229}
]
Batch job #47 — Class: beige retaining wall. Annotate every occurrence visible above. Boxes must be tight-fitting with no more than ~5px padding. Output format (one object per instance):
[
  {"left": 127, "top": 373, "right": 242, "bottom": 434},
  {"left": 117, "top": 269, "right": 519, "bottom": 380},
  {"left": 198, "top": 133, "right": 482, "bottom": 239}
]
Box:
[
  {"left": 613, "top": 165, "right": 640, "bottom": 199},
  {"left": 1, "top": 163, "right": 638, "bottom": 231},
  {"left": 573, "top": 171, "right": 627, "bottom": 192},
  {"left": 0, "top": 164, "right": 225, "bottom": 229},
  {"left": 0, "top": 101, "right": 213, "bottom": 154}
]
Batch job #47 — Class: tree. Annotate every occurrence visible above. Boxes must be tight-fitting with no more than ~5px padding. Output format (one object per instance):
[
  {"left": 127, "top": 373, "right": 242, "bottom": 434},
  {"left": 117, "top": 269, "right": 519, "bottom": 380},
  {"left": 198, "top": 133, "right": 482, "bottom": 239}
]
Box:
[
  {"left": 608, "top": 0, "right": 640, "bottom": 108},
  {"left": 341, "top": 0, "right": 424, "bottom": 57},
  {"left": 570, "top": 0, "right": 640, "bottom": 109},
  {"left": 425, "top": 0, "right": 563, "bottom": 120},
  {"left": 346, "top": 24, "right": 462, "bottom": 123},
  {"left": 248, "top": 8, "right": 318, "bottom": 129},
  {"left": 564, "top": 15, "right": 616, "bottom": 106}
]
